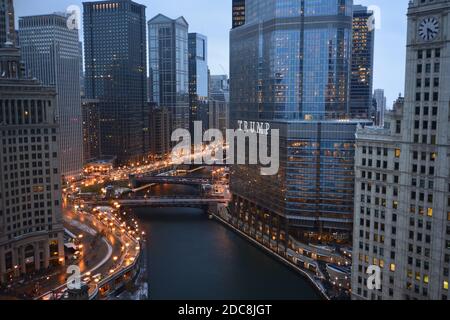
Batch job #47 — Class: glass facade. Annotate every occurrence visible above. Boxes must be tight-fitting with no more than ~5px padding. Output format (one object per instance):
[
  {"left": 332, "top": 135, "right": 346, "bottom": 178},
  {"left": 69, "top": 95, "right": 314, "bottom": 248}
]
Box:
[
  {"left": 350, "top": 5, "right": 375, "bottom": 119},
  {"left": 188, "top": 33, "right": 209, "bottom": 134},
  {"left": 83, "top": 0, "right": 148, "bottom": 164},
  {"left": 148, "top": 14, "right": 189, "bottom": 131},
  {"left": 232, "top": 0, "right": 353, "bottom": 121},
  {"left": 230, "top": 0, "right": 367, "bottom": 243}
]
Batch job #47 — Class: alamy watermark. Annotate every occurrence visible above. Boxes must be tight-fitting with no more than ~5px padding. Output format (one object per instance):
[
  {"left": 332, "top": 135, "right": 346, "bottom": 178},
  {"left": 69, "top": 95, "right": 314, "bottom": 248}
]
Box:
[
  {"left": 171, "top": 121, "right": 280, "bottom": 176},
  {"left": 367, "top": 5, "right": 382, "bottom": 32},
  {"left": 67, "top": 265, "right": 81, "bottom": 290},
  {"left": 366, "top": 265, "right": 382, "bottom": 290},
  {"left": 66, "top": 5, "right": 81, "bottom": 30}
]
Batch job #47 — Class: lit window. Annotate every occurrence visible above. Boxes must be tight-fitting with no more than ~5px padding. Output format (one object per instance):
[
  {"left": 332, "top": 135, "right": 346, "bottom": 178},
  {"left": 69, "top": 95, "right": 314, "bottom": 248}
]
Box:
[
  {"left": 390, "top": 264, "right": 396, "bottom": 272},
  {"left": 427, "top": 208, "right": 433, "bottom": 217},
  {"left": 424, "top": 275, "right": 429, "bottom": 284},
  {"left": 395, "top": 149, "right": 401, "bottom": 158},
  {"left": 444, "top": 281, "right": 449, "bottom": 290}
]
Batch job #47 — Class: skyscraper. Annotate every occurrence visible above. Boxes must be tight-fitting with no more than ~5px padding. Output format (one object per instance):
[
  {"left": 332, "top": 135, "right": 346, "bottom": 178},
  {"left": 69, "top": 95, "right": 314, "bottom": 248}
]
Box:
[
  {"left": 84, "top": 0, "right": 148, "bottom": 164},
  {"left": 373, "top": 89, "right": 387, "bottom": 126},
  {"left": 352, "top": 0, "right": 450, "bottom": 300},
  {"left": 19, "top": 13, "right": 83, "bottom": 177},
  {"left": 188, "top": 32, "right": 209, "bottom": 134},
  {"left": 82, "top": 99, "right": 101, "bottom": 162},
  {"left": 209, "top": 74, "right": 229, "bottom": 137},
  {"left": 350, "top": 5, "right": 375, "bottom": 119},
  {"left": 0, "top": 2, "right": 65, "bottom": 282},
  {"left": 232, "top": 0, "right": 245, "bottom": 28},
  {"left": 148, "top": 14, "right": 189, "bottom": 132},
  {"left": 0, "top": 0, "right": 15, "bottom": 47},
  {"left": 229, "top": 0, "right": 369, "bottom": 248}
]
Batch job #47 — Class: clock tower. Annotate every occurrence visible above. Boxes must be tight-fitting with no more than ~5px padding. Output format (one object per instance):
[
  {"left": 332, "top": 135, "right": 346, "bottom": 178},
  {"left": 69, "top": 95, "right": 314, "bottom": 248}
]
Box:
[
  {"left": 351, "top": 0, "right": 450, "bottom": 300},
  {"left": 399, "top": 0, "right": 450, "bottom": 300}
]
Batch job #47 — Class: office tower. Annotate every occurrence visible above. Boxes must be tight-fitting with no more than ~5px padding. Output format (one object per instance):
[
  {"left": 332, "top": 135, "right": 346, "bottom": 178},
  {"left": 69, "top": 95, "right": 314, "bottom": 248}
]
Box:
[
  {"left": 352, "top": 0, "right": 450, "bottom": 300},
  {"left": 82, "top": 99, "right": 101, "bottom": 162},
  {"left": 373, "top": 89, "right": 387, "bottom": 126},
  {"left": 84, "top": 0, "right": 148, "bottom": 164},
  {"left": 232, "top": 0, "right": 245, "bottom": 28},
  {"left": 350, "top": 5, "right": 375, "bottom": 119},
  {"left": 148, "top": 14, "right": 189, "bottom": 132},
  {"left": 0, "top": 16, "right": 65, "bottom": 282},
  {"left": 230, "top": 0, "right": 370, "bottom": 247},
  {"left": 188, "top": 33, "right": 209, "bottom": 134},
  {"left": 19, "top": 14, "right": 83, "bottom": 178},
  {"left": 149, "top": 105, "right": 172, "bottom": 158},
  {"left": 0, "top": 0, "right": 15, "bottom": 46}
]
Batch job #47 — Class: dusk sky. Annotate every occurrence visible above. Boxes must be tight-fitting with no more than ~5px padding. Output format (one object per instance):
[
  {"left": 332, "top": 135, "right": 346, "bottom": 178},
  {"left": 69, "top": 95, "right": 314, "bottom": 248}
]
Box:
[{"left": 15, "top": 0, "right": 409, "bottom": 107}]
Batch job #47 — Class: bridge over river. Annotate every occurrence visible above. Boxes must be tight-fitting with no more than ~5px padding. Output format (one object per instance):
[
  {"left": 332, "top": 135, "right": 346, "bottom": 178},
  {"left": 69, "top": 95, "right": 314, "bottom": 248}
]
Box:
[{"left": 85, "top": 195, "right": 231, "bottom": 209}]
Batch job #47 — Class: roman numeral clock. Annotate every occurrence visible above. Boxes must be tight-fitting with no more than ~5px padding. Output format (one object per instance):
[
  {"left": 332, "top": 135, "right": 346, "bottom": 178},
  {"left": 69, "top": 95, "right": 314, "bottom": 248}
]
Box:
[{"left": 418, "top": 17, "right": 440, "bottom": 41}]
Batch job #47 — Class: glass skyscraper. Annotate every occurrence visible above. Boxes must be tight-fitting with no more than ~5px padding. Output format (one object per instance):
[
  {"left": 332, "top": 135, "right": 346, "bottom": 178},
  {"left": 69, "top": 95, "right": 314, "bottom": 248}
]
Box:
[
  {"left": 188, "top": 32, "right": 209, "bottom": 134},
  {"left": 350, "top": 5, "right": 375, "bottom": 119},
  {"left": 83, "top": 0, "right": 148, "bottom": 164},
  {"left": 148, "top": 14, "right": 189, "bottom": 132},
  {"left": 19, "top": 13, "right": 84, "bottom": 177},
  {"left": 229, "top": 0, "right": 370, "bottom": 246}
]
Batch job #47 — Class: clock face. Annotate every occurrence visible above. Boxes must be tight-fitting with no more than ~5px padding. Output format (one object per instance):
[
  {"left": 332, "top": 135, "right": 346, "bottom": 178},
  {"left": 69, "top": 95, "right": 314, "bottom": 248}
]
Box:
[{"left": 418, "top": 17, "right": 439, "bottom": 41}]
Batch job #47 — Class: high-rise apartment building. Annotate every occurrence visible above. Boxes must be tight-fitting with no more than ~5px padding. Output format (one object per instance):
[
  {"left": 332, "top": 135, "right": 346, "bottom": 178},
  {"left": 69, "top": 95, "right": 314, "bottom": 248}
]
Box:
[
  {"left": 373, "top": 89, "right": 387, "bottom": 126},
  {"left": 0, "top": 7, "right": 65, "bottom": 281},
  {"left": 352, "top": 0, "right": 450, "bottom": 300},
  {"left": 148, "top": 14, "right": 189, "bottom": 132},
  {"left": 19, "top": 14, "right": 83, "bottom": 177},
  {"left": 188, "top": 32, "right": 209, "bottom": 134},
  {"left": 84, "top": 0, "right": 148, "bottom": 164},
  {"left": 232, "top": 0, "right": 245, "bottom": 28},
  {"left": 229, "top": 0, "right": 369, "bottom": 247},
  {"left": 350, "top": 5, "right": 375, "bottom": 119}
]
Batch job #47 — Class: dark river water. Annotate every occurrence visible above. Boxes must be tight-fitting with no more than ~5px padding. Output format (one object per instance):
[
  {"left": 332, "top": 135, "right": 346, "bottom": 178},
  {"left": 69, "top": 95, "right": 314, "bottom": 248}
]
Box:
[{"left": 133, "top": 185, "right": 321, "bottom": 300}]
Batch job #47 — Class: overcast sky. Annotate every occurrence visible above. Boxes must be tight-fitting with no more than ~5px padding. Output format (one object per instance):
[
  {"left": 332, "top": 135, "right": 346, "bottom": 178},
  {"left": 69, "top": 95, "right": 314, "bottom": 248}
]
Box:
[{"left": 15, "top": 0, "right": 409, "bottom": 107}]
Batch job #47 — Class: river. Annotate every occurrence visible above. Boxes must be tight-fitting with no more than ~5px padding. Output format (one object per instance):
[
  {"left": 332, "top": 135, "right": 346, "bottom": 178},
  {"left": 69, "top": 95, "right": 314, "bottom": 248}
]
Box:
[{"left": 133, "top": 184, "right": 321, "bottom": 300}]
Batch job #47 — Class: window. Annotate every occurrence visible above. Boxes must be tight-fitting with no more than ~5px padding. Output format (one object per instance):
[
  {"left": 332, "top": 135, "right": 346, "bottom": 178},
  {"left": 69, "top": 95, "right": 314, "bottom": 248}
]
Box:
[
  {"left": 395, "top": 149, "right": 401, "bottom": 158},
  {"left": 434, "top": 78, "right": 439, "bottom": 87},
  {"left": 390, "top": 264, "right": 396, "bottom": 272},
  {"left": 417, "top": 78, "right": 422, "bottom": 87},
  {"left": 418, "top": 50, "right": 423, "bottom": 59},
  {"left": 435, "top": 63, "right": 440, "bottom": 73}
]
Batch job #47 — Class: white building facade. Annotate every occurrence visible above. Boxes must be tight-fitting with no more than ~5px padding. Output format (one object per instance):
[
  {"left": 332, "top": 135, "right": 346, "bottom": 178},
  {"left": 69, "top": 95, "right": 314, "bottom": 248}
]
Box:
[{"left": 352, "top": 0, "right": 450, "bottom": 300}]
